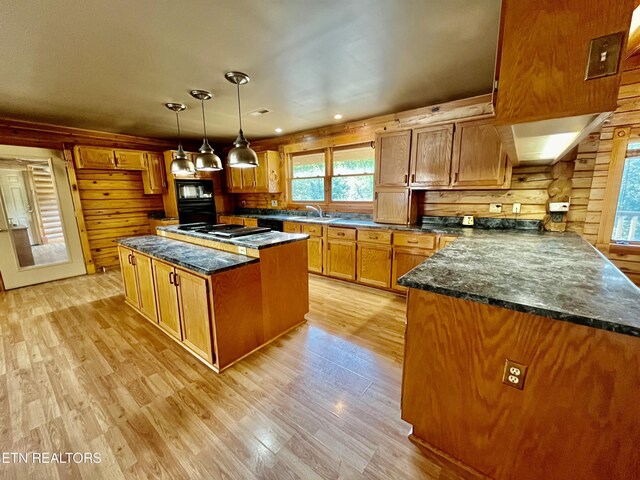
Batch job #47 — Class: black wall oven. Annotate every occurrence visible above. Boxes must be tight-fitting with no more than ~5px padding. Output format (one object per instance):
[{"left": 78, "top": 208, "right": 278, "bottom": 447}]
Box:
[{"left": 175, "top": 179, "right": 216, "bottom": 224}]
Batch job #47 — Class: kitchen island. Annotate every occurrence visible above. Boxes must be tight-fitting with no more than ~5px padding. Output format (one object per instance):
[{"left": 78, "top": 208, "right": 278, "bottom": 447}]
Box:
[
  {"left": 398, "top": 231, "right": 640, "bottom": 480},
  {"left": 117, "top": 227, "right": 309, "bottom": 372}
]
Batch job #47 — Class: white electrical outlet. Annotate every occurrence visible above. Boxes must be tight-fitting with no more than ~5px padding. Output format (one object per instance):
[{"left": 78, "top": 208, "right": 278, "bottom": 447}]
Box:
[
  {"left": 490, "top": 203, "right": 503, "bottom": 213},
  {"left": 512, "top": 203, "right": 522, "bottom": 214},
  {"left": 271, "top": 200, "right": 278, "bottom": 207},
  {"left": 238, "top": 247, "right": 247, "bottom": 255}
]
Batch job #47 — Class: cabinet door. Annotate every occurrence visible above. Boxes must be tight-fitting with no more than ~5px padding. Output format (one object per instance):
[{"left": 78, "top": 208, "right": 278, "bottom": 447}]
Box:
[
  {"left": 152, "top": 260, "right": 182, "bottom": 340},
  {"left": 357, "top": 244, "right": 392, "bottom": 288},
  {"left": 254, "top": 152, "right": 270, "bottom": 192},
  {"left": 142, "top": 152, "right": 167, "bottom": 194},
  {"left": 410, "top": 125, "right": 454, "bottom": 188},
  {"left": 451, "top": 120, "right": 509, "bottom": 188},
  {"left": 115, "top": 150, "right": 146, "bottom": 170},
  {"left": 134, "top": 253, "right": 157, "bottom": 322},
  {"left": 307, "top": 237, "right": 323, "bottom": 273},
  {"left": 242, "top": 168, "right": 256, "bottom": 192},
  {"left": 326, "top": 240, "right": 356, "bottom": 280},
  {"left": 118, "top": 246, "right": 139, "bottom": 307},
  {"left": 176, "top": 268, "right": 213, "bottom": 363},
  {"left": 74, "top": 146, "right": 115, "bottom": 169},
  {"left": 375, "top": 131, "right": 411, "bottom": 186},
  {"left": 392, "top": 248, "right": 431, "bottom": 291},
  {"left": 244, "top": 218, "right": 258, "bottom": 227},
  {"left": 228, "top": 167, "right": 244, "bottom": 192},
  {"left": 373, "top": 189, "right": 410, "bottom": 224}
]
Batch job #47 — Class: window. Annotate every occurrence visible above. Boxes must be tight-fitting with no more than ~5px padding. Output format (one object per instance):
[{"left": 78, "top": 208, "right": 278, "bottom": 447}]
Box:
[
  {"left": 290, "top": 150, "right": 326, "bottom": 202},
  {"left": 612, "top": 142, "right": 640, "bottom": 243},
  {"left": 289, "top": 143, "right": 375, "bottom": 204},
  {"left": 331, "top": 145, "right": 375, "bottom": 202}
]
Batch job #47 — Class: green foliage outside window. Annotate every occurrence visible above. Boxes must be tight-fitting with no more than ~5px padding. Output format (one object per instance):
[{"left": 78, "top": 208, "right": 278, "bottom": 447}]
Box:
[{"left": 613, "top": 155, "right": 640, "bottom": 242}]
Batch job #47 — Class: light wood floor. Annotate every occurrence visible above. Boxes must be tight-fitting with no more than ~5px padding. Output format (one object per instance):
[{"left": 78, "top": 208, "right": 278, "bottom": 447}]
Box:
[{"left": 0, "top": 271, "right": 462, "bottom": 479}]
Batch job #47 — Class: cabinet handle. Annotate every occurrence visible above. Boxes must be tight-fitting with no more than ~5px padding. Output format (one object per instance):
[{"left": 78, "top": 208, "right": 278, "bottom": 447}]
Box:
[
  {"left": 410, "top": 173, "right": 415, "bottom": 184},
  {"left": 131, "top": 254, "right": 136, "bottom": 266},
  {"left": 404, "top": 174, "right": 408, "bottom": 184},
  {"left": 370, "top": 235, "right": 378, "bottom": 240},
  {"left": 174, "top": 273, "right": 180, "bottom": 287},
  {"left": 337, "top": 232, "right": 345, "bottom": 236},
  {"left": 407, "top": 239, "right": 418, "bottom": 244},
  {"left": 127, "top": 253, "right": 132, "bottom": 264},
  {"left": 169, "top": 271, "right": 174, "bottom": 285}
]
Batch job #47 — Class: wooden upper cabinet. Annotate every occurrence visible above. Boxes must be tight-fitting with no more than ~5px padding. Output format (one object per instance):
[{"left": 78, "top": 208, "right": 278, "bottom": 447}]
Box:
[
  {"left": 373, "top": 188, "right": 416, "bottom": 225},
  {"left": 410, "top": 125, "right": 454, "bottom": 188},
  {"left": 375, "top": 131, "right": 411, "bottom": 186},
  {"left": 142, "top": 152, "right": 167, "bottom": 194},
  {"left": 74, "top": 146, "right": 115, "bottom": 169},
  {"left": 114, "top": 150, "right": 146, "bottom": 170},
  {"left": 494, "top": 0, "right": 633, "bottom": 125},
  {"left": 226, "top": 150, "right": 281, "bottom": 193},
  {"left": 451, "top": 120, "right": 510, "bottom": 189}
]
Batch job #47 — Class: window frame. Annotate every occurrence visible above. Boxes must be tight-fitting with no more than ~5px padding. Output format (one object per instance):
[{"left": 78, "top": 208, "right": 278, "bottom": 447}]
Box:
[
  {"left": 286, "top": 142, "right": 375, "bottom": 209},
  {"left": 598, "top": 126, "right": 640, "bottom": 250}
]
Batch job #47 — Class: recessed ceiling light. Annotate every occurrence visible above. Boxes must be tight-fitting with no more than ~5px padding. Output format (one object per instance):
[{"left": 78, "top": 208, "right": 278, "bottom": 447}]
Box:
[
  {"left": 275, "top": 128, "right": 283, "bottom": 133},
  {"left": 333, "top": 114, "right": 343, "bottom": 120}
]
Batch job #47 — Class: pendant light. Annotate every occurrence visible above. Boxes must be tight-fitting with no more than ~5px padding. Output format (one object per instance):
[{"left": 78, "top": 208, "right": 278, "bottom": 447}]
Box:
[
  {"left": 165, "top": 103, "right": 195, "bottom": 174},
  {"left": 225, "top": 71, "right": 258, "bottom": 168},
  {"left": 189, "top": 89, "right": 222, "bottom": 171}
]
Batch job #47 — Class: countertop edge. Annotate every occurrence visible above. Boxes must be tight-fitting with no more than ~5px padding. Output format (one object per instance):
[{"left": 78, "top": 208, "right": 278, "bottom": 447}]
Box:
[
  {"left": 116, "top": 238, "right": 259, "bottom": 276},
  {"left": 398, "top": 267, "right": 640, "bottom": 338}
]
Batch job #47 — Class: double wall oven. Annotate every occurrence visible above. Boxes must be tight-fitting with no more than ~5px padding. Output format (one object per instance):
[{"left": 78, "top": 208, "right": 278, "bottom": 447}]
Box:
[{"left": 175, "top": 179, "right": 216, "bottom": 224}]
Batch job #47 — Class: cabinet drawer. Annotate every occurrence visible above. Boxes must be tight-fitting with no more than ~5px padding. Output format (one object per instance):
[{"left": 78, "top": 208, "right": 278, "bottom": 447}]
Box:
[
  {"left": 393, "top": 232, "right": 436, "bottom": 250},
  {"left": 283, "top": 222, "right": 302, "bottom": 233},
  {"left": 357, "top": 229, "right": 391, "bottom": 244},
  {"left": 328, "top": 227, "right": 356, "bottom": 240},
  {"left": 243, "top": 218, "right": 258, "bottom": 227},
  {"left": 302, "top": 224, "right": 323, "bottom": 237}
]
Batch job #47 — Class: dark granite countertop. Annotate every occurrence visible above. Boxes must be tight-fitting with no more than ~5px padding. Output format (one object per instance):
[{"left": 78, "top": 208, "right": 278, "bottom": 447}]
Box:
[
  {"left": 117, "top": 236, "right": 258, "bottom": 275},
  {"left": 398, "top": 230, "right": 640, "bottom": 337},
  {"left": 158, "top": 225, "right": 309, "bottom": 250}
]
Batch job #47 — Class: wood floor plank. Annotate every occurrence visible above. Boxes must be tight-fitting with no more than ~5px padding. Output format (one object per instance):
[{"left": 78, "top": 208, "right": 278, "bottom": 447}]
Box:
[{"left": 0, "top": 270, "right": 455, "bottom": 479}]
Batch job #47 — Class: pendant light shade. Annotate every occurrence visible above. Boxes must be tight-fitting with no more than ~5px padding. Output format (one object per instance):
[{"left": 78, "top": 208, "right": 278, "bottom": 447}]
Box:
[
  {"left": 189, "top": 89, "right": 222, "bottom": 171},
  {"left": 225, "top": 71, "right": 258, "bottom": 168},
  {"left": 165, "top": 103, "right": 195, "bottom": 174}
]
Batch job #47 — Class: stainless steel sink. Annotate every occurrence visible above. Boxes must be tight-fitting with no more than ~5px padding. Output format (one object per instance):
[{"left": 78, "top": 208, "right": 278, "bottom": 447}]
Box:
[{"left": 287, "top": 216, "right": 337, "bottom": 223}]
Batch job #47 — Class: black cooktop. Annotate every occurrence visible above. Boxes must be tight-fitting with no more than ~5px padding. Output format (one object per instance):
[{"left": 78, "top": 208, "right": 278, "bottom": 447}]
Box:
[{"left": 177, "top": 223, "right": 271, "bottom": 238}]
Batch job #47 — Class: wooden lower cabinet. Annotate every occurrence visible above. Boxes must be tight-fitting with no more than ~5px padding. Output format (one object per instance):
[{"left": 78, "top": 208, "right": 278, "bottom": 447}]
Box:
[
  {"left": 118, "top": 246, "right": 157, "bottom": 322},
  {"left": 135, "top": 253, "right": 157, "bottom": 322},
  {"left": 176, "top": 268, "right": 213, "bottom": 363},
  {"left": 152, "top": 259, "right": 182, "bottom": 340},
  {"left": 357, "top": 243, "right": 392, "bottom": 288},
  {"left": 244, "top": 218, "right": 258, "bottom": 227},
  {"left": 307, "top": 237, "right": 323, "bottom": 273},
  {"left": 392, "top": 247, "right": 433, "bottom": 291},
  {"left": 119, "top": 247, "right": 139, "bottom": 307},
  {"left": 326, "top": 239, "right": 356, "bottom": 280},
  {"left": 283, "top": 221, "right": 301, "bottom": 233}
]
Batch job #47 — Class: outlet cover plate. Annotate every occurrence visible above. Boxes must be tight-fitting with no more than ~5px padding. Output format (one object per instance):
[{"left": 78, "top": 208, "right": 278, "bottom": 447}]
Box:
[
  {"left": 585, "top": 32, "right": 624, "bottom": 80},
  {"left": 503, "top": 359, "right": 528, "bottom": 390},
  {"left": 490, "top": 203, "right": 503, "bottom": 214}
]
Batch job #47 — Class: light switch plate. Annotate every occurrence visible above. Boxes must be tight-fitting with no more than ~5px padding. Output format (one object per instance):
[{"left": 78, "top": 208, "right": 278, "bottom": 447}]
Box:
[
  {"left": 585, "top": 32, "right": 624, "bottom": 80},
  {"left": 549, "top": 202, "right": 570, "bottom": 212},
  {"left": 489, "top": 203, "right": 503, "bottom": 213}
]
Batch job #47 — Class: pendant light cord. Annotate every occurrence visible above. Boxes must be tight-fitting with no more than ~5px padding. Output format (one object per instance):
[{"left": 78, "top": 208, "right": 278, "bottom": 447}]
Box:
[
  {"left": 175, "top": 111, "right": 183, "bottom": 148},
  {"left": 236, "top": 82, "right": 243, "bottom": 132},
  {"left": 201, "top": 99, "right": 208, "bottom": 139}
]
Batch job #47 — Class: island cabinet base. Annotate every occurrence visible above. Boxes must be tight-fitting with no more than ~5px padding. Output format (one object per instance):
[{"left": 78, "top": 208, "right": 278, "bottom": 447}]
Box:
[{"left": 401, "top": 289, "right": 640, "bottom": 480}]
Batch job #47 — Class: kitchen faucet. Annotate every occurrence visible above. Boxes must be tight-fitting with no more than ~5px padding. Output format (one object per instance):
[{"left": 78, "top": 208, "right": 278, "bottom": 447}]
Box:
[{"left": 306, "top": 205, "right": 324, "bottom": 217}]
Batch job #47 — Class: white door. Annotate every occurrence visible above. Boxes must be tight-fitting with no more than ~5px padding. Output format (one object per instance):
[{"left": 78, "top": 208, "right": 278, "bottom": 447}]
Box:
[
  {"left": 0, "top": 147, "right": 86, "bottom": 289},
  {"left": 0, "top": 169, "right": 37, "bottom": 243}
]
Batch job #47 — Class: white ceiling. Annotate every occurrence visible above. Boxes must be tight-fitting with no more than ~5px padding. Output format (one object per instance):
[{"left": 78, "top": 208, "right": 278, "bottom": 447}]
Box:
[{"left": 0, "top": 0, "right": 501, "bottom": 142}]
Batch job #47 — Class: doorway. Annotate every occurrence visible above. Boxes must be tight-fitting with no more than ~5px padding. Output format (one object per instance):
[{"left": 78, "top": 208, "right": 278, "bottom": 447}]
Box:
[{"left": 0, "top": 146, "right": 85, "bottom": 289}]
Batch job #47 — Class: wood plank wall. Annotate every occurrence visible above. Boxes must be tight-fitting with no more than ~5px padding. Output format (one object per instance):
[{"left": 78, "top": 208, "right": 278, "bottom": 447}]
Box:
[
  {"left": 566, "top": 133, "right": 599, "bottom": 234},
  {"left": 581, "top": 59, "right": 640, "bottom": 286},
  {"left": 76, "top": 169, "right": 162, "bottom": 269},
  {"left": 417, "top": 165, "right": 551, "bottom": 219}
]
